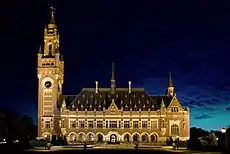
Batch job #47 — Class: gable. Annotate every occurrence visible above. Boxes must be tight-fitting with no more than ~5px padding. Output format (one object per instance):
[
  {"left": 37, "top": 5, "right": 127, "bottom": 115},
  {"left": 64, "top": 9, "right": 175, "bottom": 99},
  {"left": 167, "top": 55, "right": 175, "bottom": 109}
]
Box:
[
  {"left": 167, "top": 96, "right": 183, "bottom": 110},
  {"left": 108, "top": 99, "right": 119, "bottom": 114}
]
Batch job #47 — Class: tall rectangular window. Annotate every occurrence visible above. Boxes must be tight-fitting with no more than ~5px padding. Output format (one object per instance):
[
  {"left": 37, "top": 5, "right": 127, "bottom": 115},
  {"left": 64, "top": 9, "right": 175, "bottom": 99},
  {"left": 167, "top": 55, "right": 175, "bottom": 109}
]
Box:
[
  {"left": 133, "top": 121, "right": 139, "bottom": 128},
  {"left": 70, "top": 120, "right": 76, "bottom": 128},
  {"left": 142, "top": 121, "right": 148, "bottom": 128},
  {"left": 97, "top": 121, "right": 103, "bottom": 128},
  {"left": 79, "top": 121, "right": 85, "bottom": 128},
  {"left": 171, "top": 107, "right": 179, "bottom": 112},
  {"left": 45, "top": 121, "right": 51, "bottom": 128},
  {"left": 124, "top": 121, "right": 130, "bottom": 128},
  {"left": 88, "top": 121, "right": 94, "bottom": 128},
  {"left": 151, "top": 120, "right": 157, "bottom": 129},
  {"left": 109, "top": 121, "right": 117, "bottom": 128}
]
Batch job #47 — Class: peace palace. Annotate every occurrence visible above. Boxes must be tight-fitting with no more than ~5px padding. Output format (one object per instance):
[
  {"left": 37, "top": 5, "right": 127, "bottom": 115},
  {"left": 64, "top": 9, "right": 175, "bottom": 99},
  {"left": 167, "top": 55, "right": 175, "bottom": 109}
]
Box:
[{"left": 37, "top": 7, "right": 190, "bottom": 144}]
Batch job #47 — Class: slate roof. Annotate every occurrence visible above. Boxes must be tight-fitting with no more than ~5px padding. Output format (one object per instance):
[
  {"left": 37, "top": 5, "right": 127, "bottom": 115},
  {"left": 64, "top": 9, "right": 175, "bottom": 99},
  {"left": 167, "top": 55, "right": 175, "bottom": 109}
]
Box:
[{"left": 61, "top": 88, "right": 173, "bottom": 111}]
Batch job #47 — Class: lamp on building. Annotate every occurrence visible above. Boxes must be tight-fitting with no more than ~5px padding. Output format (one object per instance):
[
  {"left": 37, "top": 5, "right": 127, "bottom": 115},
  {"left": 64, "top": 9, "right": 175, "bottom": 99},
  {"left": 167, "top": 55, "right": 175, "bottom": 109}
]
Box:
[
  {"left": 91, "top": 135, "right": 94, "bottom": 141},
  {"left": 128, "top": 81, "right": 132, "bottom": 93},
  {"left": 221, "top": 128, "right": 227, "bottom": 133},
  {"left": 82, "top": 136, "right": 86, "bottom": 142},
  {"left": 95, "top": 81, "right": 99, "bottom": 93}
]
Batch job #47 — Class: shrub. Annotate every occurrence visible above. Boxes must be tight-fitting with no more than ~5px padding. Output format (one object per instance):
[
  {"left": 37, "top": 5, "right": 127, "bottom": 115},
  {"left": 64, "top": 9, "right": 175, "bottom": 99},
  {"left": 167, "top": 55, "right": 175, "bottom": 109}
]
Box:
[
  {"left": 187, "top": 138, "right": 202, "bottom": 150},
  {"left": 36, "top": 140, "right": 47, "bottom": 147},
  {"left": 178, "top": 140, "right": 188, "bottom": 147},
  {"left": 29, "top": 140, "right": 37, "bottom": 148},
  {"left": 166, "top": 137, "right": 173, "bottom": 146}
]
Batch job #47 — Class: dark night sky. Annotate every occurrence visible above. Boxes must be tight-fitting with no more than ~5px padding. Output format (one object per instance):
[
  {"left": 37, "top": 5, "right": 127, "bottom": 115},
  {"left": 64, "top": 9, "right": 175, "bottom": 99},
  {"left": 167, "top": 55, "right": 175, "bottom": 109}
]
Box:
[{"left": 1, "top": 1, "right": 230, "bottom": 131}]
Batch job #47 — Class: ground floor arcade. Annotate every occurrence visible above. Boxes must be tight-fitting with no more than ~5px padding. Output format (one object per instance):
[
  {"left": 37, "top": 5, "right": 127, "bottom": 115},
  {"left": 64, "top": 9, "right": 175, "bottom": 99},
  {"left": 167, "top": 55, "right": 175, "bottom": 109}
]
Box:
[{"left": 42, "top": 131, "right": 159, "bottom": 143}]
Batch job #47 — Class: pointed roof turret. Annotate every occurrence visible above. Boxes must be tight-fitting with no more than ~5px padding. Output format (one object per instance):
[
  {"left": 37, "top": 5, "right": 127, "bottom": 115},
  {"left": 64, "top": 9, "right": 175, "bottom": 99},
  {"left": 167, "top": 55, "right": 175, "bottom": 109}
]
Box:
[
  {"left": 161, "top": 98, "right": 165, "bottom": 108},
  {"left": 38, "top": 45, "right": 42, "bottom": 54}
]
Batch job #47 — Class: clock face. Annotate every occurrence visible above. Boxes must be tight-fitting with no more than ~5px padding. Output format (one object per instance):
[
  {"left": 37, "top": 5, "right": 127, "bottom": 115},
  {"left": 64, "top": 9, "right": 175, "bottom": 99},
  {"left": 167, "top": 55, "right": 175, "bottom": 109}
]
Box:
[{"left": 44, "top": 81, "right": 52, "bottom": 88}]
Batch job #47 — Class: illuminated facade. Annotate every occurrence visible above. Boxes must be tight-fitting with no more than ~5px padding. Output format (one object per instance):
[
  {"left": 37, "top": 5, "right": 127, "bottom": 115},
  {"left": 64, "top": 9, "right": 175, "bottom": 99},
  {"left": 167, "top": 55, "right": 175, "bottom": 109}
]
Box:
[{"left": 37, "top": 7, "right": 190, "bottom": 143}]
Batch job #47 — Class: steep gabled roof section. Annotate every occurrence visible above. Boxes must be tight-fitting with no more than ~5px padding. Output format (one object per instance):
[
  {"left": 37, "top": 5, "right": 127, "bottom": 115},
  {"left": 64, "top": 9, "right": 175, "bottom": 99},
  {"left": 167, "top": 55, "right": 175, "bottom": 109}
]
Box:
[{"left": 61, "top": 87, "right": 173, "bottom": 111}]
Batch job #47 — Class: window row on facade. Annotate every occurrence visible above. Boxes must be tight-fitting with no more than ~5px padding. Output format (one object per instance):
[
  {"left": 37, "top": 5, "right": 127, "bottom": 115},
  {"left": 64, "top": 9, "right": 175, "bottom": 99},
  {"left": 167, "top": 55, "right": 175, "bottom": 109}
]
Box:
[
  {"left": 67, "top": 120, "right": 158, "bottom": 129},
  {"left": 41, "top": 120, "right": 180, "bottom": 136}
]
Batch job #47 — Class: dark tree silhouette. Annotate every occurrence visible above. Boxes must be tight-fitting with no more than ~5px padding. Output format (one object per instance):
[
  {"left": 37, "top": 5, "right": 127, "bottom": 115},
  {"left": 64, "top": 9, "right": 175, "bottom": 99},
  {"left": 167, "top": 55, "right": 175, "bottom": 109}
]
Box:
[{"left": 0, "top": 108, "right": 36, "bottom": 142}]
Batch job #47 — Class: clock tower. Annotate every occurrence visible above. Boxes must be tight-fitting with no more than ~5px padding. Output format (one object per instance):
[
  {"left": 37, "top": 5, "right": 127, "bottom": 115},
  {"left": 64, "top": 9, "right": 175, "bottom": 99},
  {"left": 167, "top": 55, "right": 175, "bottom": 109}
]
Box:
[{"left": 37, "top": 6, "right": 64, "bottom": 139}]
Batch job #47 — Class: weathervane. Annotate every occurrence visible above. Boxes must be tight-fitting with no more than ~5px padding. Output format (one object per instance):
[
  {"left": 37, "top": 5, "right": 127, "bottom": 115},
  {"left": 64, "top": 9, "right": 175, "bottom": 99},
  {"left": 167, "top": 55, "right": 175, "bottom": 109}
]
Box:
[
  {"left": 49, "top": 5, "right": 56, "bottom": 24},
  {"left": 50, "top": 5, "right": 56, "bottom": 16}
]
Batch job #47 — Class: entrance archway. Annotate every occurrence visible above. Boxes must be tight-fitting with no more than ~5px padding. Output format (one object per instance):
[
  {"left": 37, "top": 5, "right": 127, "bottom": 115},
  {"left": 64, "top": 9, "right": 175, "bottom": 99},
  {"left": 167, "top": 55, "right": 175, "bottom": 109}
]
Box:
[
  {"left": 69, "top": 133, "right": 77, "bottom": 143},
  {"left": 42, "top": 132, "right": 52, "bottom": 141},
  {"left": 141, "top": 133, "right": 149, "bottom": 143},
  {"left": 124, "top": 134, "right": 130, "bottom": 142},
  {"left": 78, "top": 133, "right": 86, "bottom": 143},
  {"left": 97, "top": 133, "right": 103, "bottom": 143},
  {"left": 88, "top": 133, "right": 95, "bottom": 142},
  {"left": 110, "top": 134, "right": 117, "bottom": 143},
  {"left": 150, "top": 134, "right": 158, "bottom": 143},
  {"left": 133, "top": 134, "right": 140, "bottom": 143}
]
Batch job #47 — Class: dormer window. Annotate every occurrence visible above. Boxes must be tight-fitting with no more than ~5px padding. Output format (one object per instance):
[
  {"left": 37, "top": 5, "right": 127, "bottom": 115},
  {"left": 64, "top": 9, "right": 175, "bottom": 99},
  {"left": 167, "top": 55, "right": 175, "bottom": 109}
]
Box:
[
  {"left": 134, "top": 104, "right": 137, "bottom": 110},
  {"left": 171, "top": 107, "right": 179, "bottom": 112},
  {"left": 152, "top": 104, "right": 155, "bottom": 109}
]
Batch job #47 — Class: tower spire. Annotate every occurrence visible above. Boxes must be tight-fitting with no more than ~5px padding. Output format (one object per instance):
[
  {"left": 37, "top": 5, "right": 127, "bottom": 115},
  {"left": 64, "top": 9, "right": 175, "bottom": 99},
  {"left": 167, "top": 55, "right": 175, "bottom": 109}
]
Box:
[
  {"left": 110, "top": 62, "right": 116, "bottom": 94},
  {"left": 167, "top": 72, "right": 176, "bottom": 97},
  {"left": 168, "top": 72, "right": 174, "bottom": 87}
]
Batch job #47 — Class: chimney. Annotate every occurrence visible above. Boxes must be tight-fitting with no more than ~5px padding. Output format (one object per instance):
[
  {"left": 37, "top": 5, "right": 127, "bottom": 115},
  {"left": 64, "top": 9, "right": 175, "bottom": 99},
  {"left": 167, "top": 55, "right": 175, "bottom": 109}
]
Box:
[
  {"left": 128, "top": 81, "right": 132, "bottom": 93},
  {"left": 95, "top": 81, "right": 99, "bottom": 93}
]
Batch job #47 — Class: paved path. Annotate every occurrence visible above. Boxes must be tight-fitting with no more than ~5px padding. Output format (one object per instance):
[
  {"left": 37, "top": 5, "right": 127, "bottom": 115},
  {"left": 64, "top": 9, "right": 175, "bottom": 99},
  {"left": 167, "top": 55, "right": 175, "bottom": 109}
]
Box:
[{"left": 26, "top": 144, "right": 223, "bottom": 154}]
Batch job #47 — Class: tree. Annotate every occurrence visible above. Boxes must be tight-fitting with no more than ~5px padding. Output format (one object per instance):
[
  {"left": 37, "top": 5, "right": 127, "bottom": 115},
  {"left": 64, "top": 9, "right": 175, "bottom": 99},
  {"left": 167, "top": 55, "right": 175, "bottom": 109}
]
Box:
[
  {"left": 0, "top": 108, "right": 36, "bottom": 142},
  {"left": 190, "top": 127, "right": 209, "bottom": 140},
  {"left": 208, "top": 132, "right": 218, "bottom": 146}
]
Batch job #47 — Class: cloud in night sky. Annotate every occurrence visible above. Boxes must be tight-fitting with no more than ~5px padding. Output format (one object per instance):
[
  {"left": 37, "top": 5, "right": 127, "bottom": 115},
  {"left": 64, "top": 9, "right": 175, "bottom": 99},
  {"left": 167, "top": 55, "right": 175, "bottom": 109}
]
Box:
[
  {"left": 141, "top": 60, "right": 230, "bottom": 131},
  {"left": 194, "top": 114, "right": 212, "bottom": 120}
]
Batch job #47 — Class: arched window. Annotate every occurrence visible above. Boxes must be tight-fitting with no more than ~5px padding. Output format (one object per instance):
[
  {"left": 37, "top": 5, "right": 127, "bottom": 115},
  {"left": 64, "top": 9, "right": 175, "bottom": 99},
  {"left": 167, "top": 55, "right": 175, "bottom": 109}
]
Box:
[
  {"left": 48, "top": 44, "right": 52, "bottom": 55},
  {"left": 171, "top": 124, "right": 179, "bottom": 136}
]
